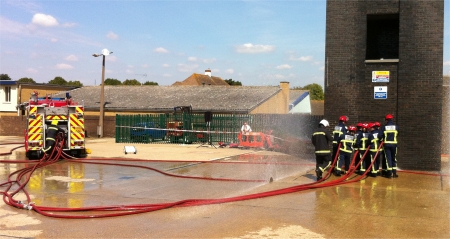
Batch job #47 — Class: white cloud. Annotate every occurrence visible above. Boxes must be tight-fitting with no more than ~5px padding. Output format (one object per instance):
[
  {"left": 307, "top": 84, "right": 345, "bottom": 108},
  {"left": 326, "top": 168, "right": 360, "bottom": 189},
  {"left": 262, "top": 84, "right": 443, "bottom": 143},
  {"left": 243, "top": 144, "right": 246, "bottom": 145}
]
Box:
[
  {"left": 188, "top": 57, "right": 197, "bottom": 62},
  {"left": 444, "top": 61, "right": 450, "bottom": 66},
  {"left": 106, "top": 31, "right": 118, "bottom": 40},
  {"left": 31, "top": 13, "right": 58, "bottom": 27},
  {"left": 235, "top": 43, "right": 275, "bottom": 53},
  {"left": 289, "top": 55, "right": 313, "bottom": 62},
  {"left": 276, "top": 64, "right": 292, "bottom": 69},
  {"left": 177, "top": 63, "right": 198, "bottom": 73},
  {"left": 162, "top": 64, "right": 170, "bottom": 68},
  {"left": 26, "top": 68, "right": 38, "bottom": 73},
  {"left": 56, "top": 63, "right": 73, "bottom": 69},
  {"left": 65, "top": 55, "right": 78, "bottom": 61},
  {"left": 154, "top": 47, "right": 169, "bottom": 53},
  {"left": 226, "top": 69, "right": 234, "bottom": 74}
]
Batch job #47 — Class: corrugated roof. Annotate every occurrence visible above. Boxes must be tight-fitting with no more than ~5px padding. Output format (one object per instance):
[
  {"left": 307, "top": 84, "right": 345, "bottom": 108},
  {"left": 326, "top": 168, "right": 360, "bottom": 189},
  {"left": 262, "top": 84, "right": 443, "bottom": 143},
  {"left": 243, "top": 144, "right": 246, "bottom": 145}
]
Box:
[
  {"left": 289, "top": 90, "right": 308, "bottom": 102},
  {"left": 54, "top": 85, "right": 281, "bottom": 113}
]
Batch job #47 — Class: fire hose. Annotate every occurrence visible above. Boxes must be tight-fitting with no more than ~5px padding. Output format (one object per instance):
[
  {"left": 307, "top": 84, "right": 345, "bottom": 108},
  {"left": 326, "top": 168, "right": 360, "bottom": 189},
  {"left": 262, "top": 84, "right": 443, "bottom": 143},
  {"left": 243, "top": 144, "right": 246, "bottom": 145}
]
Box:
[{"left": 0, "top": 138, "right": 447, "bottom": 218}]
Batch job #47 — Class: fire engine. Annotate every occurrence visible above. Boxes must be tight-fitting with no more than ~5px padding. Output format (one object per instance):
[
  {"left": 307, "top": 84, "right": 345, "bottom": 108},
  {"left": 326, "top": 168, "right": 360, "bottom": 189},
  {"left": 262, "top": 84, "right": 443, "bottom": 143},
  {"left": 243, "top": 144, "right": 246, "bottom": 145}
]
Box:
[{"left": 19, "top": 91, "right": 86, "bottom": 159}]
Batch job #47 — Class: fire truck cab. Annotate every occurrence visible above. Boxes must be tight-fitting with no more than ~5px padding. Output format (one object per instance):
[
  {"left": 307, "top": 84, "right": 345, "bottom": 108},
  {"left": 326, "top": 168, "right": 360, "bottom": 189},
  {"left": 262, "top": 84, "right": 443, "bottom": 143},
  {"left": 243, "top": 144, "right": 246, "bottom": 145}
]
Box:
[{"left": 20, "top": 92, "right": 86, "bottom": 159}]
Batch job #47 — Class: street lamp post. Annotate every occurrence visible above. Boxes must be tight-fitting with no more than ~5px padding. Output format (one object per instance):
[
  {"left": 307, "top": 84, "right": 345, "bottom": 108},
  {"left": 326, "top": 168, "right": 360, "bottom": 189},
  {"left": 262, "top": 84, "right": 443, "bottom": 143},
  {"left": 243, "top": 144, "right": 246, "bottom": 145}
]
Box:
[{"left": 93, "top": 49, "right": 113, "bottom": 138}]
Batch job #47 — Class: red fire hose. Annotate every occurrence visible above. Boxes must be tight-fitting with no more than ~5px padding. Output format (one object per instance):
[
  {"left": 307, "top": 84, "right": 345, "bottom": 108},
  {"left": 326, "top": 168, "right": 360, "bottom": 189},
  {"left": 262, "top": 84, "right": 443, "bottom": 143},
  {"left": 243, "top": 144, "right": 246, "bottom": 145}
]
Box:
[{"left": 0, "top": 139, "right": 447, "bottom": 219}]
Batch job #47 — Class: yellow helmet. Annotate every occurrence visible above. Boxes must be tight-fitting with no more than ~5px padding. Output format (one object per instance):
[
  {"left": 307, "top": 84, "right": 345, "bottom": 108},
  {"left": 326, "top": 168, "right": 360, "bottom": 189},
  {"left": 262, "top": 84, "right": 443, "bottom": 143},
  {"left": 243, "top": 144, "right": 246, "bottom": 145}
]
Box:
[{"left": 51, "top": 120, "right": 58, "bottom": 125}]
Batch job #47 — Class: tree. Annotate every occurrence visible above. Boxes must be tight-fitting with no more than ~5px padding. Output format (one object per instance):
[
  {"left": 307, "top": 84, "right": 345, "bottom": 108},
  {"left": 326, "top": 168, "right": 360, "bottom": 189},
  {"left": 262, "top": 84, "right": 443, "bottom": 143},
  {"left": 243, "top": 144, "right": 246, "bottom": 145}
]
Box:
[
  {"left": 123, "top": 79, "right": 141, "bottom": 85},
  {"left": 66, "top": 81, "right": 83, "bottom": 87},
  {"left": 0, "top": 74, "right": 12, "bottom": 80},
  {"left": 143, "top": 81, "right": 159, "bottom": 86},
  {"left": 293, "top": 83, "right": 325, "bottom": 100},
  {"left": 104, "top": 78, "right": 122, "bottom": 85},
  {"left": 17, "top": 77, "right": 36, "bottom": 83},
  {"left": 48, "top": 76, "right": 67, "bottom": 85},
  {"left": 225, "top": 79, "right": 242, "bottom": 86}
]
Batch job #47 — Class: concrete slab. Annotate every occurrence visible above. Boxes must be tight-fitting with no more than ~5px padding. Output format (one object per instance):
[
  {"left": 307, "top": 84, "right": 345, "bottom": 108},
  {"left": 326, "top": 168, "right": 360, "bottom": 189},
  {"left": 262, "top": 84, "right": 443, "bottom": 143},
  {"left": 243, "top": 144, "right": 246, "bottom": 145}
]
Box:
[{"left": 1, "top": 136, "right": 449, "bottom": 238}]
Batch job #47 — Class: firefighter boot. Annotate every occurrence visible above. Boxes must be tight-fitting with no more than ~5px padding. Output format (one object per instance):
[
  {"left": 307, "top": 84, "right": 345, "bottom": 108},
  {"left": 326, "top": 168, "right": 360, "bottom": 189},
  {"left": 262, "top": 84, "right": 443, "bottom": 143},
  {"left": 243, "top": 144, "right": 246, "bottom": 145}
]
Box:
[{"left": 315, "top": 169, "right": 322, "bottom": 181}]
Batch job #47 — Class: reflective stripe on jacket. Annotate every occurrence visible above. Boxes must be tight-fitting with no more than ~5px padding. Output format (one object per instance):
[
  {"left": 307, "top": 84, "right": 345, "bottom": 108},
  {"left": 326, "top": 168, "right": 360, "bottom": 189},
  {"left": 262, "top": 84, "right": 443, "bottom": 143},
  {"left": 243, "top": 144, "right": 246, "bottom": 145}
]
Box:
[{"left": 311, "top": 127, "right": 332, "bottom": 155}]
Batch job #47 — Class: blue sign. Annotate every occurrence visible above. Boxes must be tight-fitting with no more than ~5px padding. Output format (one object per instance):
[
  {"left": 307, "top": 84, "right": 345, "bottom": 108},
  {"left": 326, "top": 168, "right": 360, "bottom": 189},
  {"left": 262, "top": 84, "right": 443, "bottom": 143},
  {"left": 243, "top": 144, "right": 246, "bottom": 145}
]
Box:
[{"left": 374, "top": 86, "right": 387, "bottom": 99}]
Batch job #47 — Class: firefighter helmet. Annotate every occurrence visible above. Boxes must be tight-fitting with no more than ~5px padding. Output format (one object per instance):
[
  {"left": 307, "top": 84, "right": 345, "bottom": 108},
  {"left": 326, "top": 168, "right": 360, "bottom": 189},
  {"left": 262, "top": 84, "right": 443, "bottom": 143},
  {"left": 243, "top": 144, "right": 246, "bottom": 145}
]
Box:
[
  {"left": 357, "top": 122, "right": 363, "bottom": 128},
  {"left": 51, "top": 120, "right": 58, "bottom": 125},
  {"left": 362, "top": 122, "right": 369, "bottom": 129},
  {"left": 374, "top": 122, "right": 381, "bottom": 127},
  {"left": 319, "top": 119, "right": 329, "bottom": 127},
  {"left": 348, "top": 125, "right": 357, "bottom": 132},
  {"left": 367, "top": 123, "right": 375, "bottom": 129},
  {"left": 339, "top": 115, "right": 348, "bottom": 122},
  {"left": 385, "top": 114, "right": 394, "bottom": 120}
]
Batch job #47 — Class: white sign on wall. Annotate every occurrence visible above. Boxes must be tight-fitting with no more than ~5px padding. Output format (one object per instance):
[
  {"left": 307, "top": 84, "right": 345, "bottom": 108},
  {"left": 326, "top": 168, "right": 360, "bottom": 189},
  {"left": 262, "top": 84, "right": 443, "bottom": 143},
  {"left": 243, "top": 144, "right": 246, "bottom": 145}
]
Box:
[
  {"left": 374, "top": 86, "right": 387, "bottom": 99},
  {"left": 372, "top": 71, "right": 390, "bottom": 82}
]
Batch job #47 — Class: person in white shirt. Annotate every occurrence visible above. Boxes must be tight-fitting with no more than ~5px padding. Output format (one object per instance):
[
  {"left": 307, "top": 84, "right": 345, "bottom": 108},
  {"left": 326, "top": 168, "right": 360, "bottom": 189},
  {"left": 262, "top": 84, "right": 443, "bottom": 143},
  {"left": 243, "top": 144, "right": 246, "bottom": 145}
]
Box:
[{"left": 241, "top": 122, "right": 252, "bottom": 142}]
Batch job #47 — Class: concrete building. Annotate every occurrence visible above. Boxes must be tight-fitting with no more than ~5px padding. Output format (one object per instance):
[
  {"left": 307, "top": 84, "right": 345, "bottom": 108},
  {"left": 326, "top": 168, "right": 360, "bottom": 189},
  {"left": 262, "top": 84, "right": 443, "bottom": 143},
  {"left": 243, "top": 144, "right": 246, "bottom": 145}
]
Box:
[{"left": 324, "top": 0, "right": 444, "bottom": 170}]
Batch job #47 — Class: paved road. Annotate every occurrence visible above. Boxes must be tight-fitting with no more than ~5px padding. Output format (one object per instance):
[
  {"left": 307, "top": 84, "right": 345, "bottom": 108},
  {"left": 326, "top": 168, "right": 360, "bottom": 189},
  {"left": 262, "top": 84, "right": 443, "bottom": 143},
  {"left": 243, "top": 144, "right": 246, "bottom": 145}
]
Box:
[{"left": 1, "top": 137, "right": 449, "bottom": 239}]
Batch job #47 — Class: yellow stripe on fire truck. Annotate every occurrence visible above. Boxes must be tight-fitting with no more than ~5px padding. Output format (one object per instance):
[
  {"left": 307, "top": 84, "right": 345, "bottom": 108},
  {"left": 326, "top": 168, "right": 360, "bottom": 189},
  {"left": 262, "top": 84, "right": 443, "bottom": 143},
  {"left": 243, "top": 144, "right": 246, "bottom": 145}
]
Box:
[
  {"left": 75, "top": 106, "right": 84, "bottom": 114},
  {"left": 46, "top": 115, "right": 67, "bottom": 120},
  {"left": 28, "top": 114, "right": 43, "bottom": 141},
  {"left": 70, "top": 113, "right": 84, "bottom": 148},
  {"left": 29, "top": 106, "right": 37, "bottom": 114}
]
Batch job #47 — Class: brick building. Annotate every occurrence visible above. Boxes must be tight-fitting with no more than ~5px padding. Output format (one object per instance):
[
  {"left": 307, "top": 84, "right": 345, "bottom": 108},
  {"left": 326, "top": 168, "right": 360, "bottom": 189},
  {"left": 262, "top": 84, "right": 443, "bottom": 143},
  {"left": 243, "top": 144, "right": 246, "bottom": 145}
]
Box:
[{"left": 324, "top": 0, "right": 444, "bottom": 170}]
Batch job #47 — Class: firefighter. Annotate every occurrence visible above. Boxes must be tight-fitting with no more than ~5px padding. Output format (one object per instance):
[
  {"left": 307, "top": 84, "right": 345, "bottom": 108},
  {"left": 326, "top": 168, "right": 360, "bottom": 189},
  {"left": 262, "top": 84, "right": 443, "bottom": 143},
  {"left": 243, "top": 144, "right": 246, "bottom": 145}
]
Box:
[
  {"left": 354, "top": 122, "right": 363, "bottom": 168},
  {"left": 379, "top": 114, "right": 399, "bottom": 178},
  {"left": 374, "top": 121, "right": 385, "bottom": 175},
  {"left": 311, "top": 119, "right": 333, "bottom": 181},
  {"left": 367, "top": 123, "right": 381, "bottom": 177},
  {"left": 42, "top": 120, "right": 66, "bottom": 156},
  {"left": 332, "top": 115, "right": 348, "bottom": 166},
  {"left": 335, "top": 125, "right": 356, "bottom": 176},
  {"left": 355, "top": 123, "right": 370, "bottom": 174}
]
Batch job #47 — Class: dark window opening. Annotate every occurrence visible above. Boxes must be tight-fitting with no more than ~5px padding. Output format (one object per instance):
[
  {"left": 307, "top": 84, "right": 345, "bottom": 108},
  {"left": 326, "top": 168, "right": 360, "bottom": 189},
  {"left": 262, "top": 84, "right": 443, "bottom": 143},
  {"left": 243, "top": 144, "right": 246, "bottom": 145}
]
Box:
[{"left": 366, "top": 14, "right": 399, "bottom": 60}]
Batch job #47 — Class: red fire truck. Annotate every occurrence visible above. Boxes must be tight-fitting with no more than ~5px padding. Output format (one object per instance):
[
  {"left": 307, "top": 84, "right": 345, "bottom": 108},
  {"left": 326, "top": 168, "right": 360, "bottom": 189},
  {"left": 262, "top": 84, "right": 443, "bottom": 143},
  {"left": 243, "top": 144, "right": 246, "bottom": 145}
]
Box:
[{"left": 19, "top": 92, "right": 86, "bottom": 159}]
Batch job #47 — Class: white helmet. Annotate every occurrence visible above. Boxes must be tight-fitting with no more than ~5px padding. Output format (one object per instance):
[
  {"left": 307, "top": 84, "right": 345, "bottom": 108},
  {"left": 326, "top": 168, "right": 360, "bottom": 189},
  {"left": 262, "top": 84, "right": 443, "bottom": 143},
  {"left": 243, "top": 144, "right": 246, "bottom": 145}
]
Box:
[{"left": 319, "top": 119, "right": 329, "bottom": 127}]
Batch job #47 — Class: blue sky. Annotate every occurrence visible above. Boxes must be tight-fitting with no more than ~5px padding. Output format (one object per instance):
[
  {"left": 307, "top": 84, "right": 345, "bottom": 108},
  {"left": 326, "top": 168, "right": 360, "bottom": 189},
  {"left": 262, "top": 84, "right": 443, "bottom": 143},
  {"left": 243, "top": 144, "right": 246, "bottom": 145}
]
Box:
[{"left": 0, "top": 0, "right": 449, "bottom": 87}]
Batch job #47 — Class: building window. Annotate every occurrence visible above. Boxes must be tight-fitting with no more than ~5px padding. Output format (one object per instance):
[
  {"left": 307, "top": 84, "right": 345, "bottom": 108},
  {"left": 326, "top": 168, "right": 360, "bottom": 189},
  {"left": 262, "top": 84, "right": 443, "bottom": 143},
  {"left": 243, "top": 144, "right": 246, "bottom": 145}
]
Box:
[
  {"left": 4, "top": 86, "right": 11, "bottom": 102},
  {"left": 366, "top": 14, "right": 399, "bottom": 60}
]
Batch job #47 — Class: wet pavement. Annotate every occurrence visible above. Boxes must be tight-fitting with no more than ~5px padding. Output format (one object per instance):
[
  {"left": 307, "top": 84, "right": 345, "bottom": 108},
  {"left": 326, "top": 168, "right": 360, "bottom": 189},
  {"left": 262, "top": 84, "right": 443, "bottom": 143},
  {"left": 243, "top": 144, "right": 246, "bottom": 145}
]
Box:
[{"left": 1, "top": 136, "right": 449, "bottom": 239}]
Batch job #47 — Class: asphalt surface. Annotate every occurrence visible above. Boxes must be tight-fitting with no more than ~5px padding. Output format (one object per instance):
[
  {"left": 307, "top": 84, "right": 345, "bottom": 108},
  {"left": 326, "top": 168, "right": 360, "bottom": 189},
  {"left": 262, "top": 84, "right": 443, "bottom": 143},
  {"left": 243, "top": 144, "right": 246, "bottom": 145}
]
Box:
[{"left": 0, "top": 136, "right": 449, "bottom": 239}]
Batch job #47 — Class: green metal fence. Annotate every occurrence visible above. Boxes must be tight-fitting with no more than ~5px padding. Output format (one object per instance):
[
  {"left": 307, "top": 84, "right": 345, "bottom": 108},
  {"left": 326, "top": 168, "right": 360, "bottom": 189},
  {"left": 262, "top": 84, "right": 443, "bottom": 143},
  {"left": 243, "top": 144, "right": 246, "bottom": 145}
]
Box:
[{"left": 116, "top": 113, "right": 321, "bottom": 144}]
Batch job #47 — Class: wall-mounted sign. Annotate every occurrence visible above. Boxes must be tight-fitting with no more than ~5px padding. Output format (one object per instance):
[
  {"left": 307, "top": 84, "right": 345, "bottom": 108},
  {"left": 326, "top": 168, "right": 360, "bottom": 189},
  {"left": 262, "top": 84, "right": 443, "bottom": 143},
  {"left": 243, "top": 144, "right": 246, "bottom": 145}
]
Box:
[
  {"left": 374, "top": 86, "right": 387, "bottom": 99},
  {"left": 372, "top": 71, "right": 390, "bottom": 82}
]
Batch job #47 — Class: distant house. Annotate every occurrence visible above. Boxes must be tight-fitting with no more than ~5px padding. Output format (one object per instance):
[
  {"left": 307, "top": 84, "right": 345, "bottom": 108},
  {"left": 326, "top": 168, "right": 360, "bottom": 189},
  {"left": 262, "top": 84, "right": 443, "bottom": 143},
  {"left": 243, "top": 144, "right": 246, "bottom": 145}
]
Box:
[
  {"left": 0, "top": 80, "right": 17, "bottom": 113},
  {"left": 172, "top": 69, "right": 230, "bottom": 86},
  {"left": 289, "top": 90, "right": 311, "bottom": 114}
]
